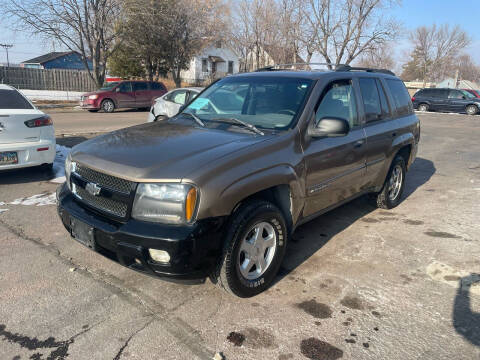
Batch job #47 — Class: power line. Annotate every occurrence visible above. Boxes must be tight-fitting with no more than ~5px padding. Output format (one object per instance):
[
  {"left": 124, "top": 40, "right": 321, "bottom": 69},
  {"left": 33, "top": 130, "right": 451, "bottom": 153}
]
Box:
[{"left": 0, "top": 44, "right": 13, "bottom": 67}]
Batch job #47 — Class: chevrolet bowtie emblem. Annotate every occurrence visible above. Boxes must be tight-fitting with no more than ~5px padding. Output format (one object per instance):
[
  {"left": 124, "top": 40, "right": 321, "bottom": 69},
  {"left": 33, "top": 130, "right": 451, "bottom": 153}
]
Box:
[{"left": 85, "top": 182, "right": 102, "bottom": 196}]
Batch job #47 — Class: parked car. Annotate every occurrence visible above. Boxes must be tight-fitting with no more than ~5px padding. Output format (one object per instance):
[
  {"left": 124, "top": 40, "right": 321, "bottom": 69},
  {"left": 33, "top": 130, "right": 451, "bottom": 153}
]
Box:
[
  {"left": 80, "top": 80, "right": 167, "bottom": 113},
  {"left": 147, "top": 87, "right": 203, "bottom": 122},
  {"left": 412, "top": 88, "right": 480, "bottom": 115},
  {"left": 57, "top": 66, "right": 419, "bottom": 297},
  {"left": 0, "top": 85, "right": 55, "bottom": 171},
  {"left": 463, "top": 89, "right": 480, "bottom": 98}
]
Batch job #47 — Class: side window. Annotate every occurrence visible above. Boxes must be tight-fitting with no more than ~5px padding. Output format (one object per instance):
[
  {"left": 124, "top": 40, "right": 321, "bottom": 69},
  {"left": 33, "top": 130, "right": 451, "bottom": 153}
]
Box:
[
  {"left": 438, "top": 89, "right": 449, "bottom": 99},
  {"left": 359, "top": 78, "right": 382, "bottom": 123},
  {"left": 386, "top": 79, "right": 413, "bottom": 117},
  {"left": 448, "top": 90, "right": 464, "bottom": 99},
  {"left": 118, "top": 82, "right": 131, "bottom": 92},
  {"left": 171, "top": 90, "right": 188, "bottom": 105},
  {"left": 189, "top": 91, "right": 199, "bottom": 102},
  {"left": 133, "top": 82, "right": 147, "bottom": 91},
  {"left": 376, "top": 79, "right": 390, "bottom": 119},
  {"left": 151, "top": 82, "right": 166, "bottom": 91},
  {"left": 315, "top": 80, "right": 358, "bottom": 128}
]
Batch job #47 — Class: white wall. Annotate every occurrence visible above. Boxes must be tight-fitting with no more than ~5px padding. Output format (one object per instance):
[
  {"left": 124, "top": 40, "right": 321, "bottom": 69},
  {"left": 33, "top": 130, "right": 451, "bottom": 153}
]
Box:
[{"left": 19, "top": 89, "right": 83, "bottom": 101}]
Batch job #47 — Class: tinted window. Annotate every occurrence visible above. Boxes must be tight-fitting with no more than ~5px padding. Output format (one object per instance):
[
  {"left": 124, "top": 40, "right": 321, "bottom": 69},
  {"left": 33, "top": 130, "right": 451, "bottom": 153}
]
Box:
[
  {"left": 376, "top": 79, "right": 390, "bottom": 118},
  {"left": 151, "top": 82, "right": 166, "bottom": 91},
  {"left": 0, "top": 89, "right": 33, "bottom": 109},
  {"left": 359, "top": 78, "right": 382, "bottom": 122},
  {"left": 316, "top": 80, "right": 358, "bottom": 128},
  {"left": 118, "top": 82, "right": 132, "bottom": 92},
  {"left": 100, "top": 82, "right": 120, "bottom": 91},
  {"left": 133, "top": 82, "right": 148, "bottom": 91},
  {"left": 386, "top": 79, "right": 413, "bottom": 117}
]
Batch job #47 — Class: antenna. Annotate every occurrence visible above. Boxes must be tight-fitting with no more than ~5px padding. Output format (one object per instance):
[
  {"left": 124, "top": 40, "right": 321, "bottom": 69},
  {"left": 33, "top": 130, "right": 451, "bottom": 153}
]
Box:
[{"left": 0, "top": 43, "right": 13, "bottom": 67}]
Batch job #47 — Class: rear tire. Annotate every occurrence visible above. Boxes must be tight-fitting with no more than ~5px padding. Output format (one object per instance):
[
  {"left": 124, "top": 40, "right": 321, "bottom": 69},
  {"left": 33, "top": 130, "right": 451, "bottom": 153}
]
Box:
[
  {"left": 372, "top": 155, "right": 406, "bottom": 209},
  {"left": 101, "top": 99, "right": 115, "bottom": 113},
  {"left": 418, "top": 103, "right": 429, "bottom": 112},
  {"left": 212, "top": 200, "right": 288, "bottom": 297},
  {"left": 41, "top": 163, "right": 54, "bottom": 172},
  {"left": 466, "top": 105, "right": 478, "bottom": 115}
]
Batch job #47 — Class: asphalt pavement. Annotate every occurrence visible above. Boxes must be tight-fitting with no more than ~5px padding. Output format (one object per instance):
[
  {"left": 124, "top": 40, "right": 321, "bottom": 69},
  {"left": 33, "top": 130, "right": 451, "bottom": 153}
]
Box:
[{"left": 0, "top": 112, "right": 479, "bottom": 360}]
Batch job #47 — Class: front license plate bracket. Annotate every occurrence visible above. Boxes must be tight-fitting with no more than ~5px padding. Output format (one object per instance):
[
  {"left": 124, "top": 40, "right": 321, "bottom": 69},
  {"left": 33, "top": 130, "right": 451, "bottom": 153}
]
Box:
[{"left": 71, "top": 218, "right": 96, "bottom": 249}]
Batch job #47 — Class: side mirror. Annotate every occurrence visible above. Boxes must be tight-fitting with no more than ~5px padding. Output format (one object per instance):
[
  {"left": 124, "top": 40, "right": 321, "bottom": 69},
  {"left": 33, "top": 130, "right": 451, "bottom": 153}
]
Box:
[
  {"left": 115, "top": 87, "right": 121, "bottom": 93},
  {"left": 462, "top": 95, "right": 467, "bottom": 100},
  {"left": 308, "top": 117, "right": 350, "bottom": 138}
]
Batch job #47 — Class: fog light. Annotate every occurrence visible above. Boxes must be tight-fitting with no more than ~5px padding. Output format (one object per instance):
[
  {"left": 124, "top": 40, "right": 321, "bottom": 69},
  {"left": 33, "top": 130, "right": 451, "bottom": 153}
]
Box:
[{"left": 148, "top": 249, "right": 170, "bottom": 263}]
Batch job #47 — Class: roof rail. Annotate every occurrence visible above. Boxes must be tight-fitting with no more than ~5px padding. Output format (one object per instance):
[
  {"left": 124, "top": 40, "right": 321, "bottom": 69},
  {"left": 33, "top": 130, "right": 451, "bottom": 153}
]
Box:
[
  {"left": 255, "top": 63, "right": 344, "bottom": 71},
  {"left": 335, "top": 65, "right": 395, "bottom": 76}
]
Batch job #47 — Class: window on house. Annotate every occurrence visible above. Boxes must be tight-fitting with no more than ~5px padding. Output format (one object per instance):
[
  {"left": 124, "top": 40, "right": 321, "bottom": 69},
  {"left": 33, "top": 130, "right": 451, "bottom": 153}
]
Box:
[
  {"left": 228, "top": 61, "right": 234, "bottom": 74},
  {"left": 216, "top": 40, "right": 222, "bottom": 48},
  {"left": 202, "top": 59, "right": 208, "bottom": 72}
]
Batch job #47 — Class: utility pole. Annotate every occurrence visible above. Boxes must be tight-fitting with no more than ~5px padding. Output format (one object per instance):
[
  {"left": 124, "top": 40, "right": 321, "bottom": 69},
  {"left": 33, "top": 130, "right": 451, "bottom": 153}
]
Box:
[{"left": 0, "top": 44, "right": 13, "bottom": 67}]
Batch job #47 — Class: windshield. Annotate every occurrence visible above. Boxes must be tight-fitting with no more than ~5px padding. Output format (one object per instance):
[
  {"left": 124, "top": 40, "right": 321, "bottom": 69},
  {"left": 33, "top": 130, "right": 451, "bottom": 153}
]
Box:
[
  {"left": 99, "top": 82, "right": 120, "bottom": 91},
  {"left": 181, "top": 76, "right": 313, "bottom": 130},
  {"left": 461, "top": 90, "right": 475, "bottom": 98}
]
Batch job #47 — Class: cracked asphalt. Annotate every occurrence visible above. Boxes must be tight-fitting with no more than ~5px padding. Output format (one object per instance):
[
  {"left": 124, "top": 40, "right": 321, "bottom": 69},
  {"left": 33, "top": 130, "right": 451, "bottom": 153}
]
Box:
[{"left": 0, "top": 112, "right": 479, "bottom": 360}]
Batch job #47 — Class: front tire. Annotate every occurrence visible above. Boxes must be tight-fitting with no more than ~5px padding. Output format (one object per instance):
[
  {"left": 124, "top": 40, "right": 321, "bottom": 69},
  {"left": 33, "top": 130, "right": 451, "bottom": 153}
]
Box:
[
  {"left": 373, "top": 155, "right": 406, "bottom": 209},
  {"left": 213, "top": 200, "right": 288, "bottom": 297},
  {"left": 466, "top": 105, "right": 478, "bottom": 115},
  {"left": 101, "top": 99, "right": 115, "bottom": 113},
  {"left": 418, "top": 103, "right": 429, "bottom": 112}
]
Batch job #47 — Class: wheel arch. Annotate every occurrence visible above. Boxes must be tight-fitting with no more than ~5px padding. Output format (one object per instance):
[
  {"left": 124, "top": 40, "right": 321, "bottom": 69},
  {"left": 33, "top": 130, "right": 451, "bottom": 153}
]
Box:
[{"left": 101, "top": 97, "right": 117, "bottom": 109}]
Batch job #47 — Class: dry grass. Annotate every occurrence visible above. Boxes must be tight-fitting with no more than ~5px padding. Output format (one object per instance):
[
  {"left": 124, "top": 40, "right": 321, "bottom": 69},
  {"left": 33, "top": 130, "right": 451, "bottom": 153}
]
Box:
[{"left": 156, "top": 78, "right": 191, "bottom": 90}]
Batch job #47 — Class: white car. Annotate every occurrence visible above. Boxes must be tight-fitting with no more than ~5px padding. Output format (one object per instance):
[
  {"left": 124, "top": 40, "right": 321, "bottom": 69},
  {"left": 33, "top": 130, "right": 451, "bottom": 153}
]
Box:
[
  {"left": 147, "top": 87, "right": 203, "bottom": 122},
  {"left": 0, "top": 85, "right": 55, "bottom": 170}
]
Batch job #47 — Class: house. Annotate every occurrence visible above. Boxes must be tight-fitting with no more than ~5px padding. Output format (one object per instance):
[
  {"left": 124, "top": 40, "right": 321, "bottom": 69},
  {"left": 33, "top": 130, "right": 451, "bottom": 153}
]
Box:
[
  {"left": 21, "top": 51, "right": 92, "bottom": 70},
  {"left": 245, "top": 44, "right": 305, "bottom": 71},
  {"left": 181, "top": 41, "right": 240, "bottom": 84},
  {"left": 437, "top": 78, "right": 480, "bottom": 90}
]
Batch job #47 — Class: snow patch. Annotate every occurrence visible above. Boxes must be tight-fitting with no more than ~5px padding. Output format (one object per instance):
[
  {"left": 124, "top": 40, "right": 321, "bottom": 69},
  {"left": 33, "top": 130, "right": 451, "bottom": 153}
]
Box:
[
  {"left": 10, "top": 192, "right": 56, "bottom": 206},
  {"left": 50, "top": 145, "right": 71, "bottom": 184},
  {"left": 0, "top": 209, "right": 8, "bottom": 214}
]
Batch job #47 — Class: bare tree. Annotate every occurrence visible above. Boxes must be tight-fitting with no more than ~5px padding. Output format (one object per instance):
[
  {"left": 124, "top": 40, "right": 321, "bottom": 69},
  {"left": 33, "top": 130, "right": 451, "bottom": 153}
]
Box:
[
  {"left": 406, "top": 24, "right": 471, "bottom": 85},
  {"left": 4, "top": 0, "right": 121, "bottom": 87},
  {"left": 356, "top": 42, "right": 395, "bottom": 70},
  {"left": 300, "top": 0, "right": 400, "bottom": 68}
]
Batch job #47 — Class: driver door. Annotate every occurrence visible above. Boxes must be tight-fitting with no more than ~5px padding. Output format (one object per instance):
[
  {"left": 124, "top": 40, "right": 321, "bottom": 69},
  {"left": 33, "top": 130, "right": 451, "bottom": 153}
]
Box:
[
  {"left": 303, "top": 78, "right": 368, "bottom": 217},
  {"left": 115, "top": 82, "right": 135, "bottom": 108}
]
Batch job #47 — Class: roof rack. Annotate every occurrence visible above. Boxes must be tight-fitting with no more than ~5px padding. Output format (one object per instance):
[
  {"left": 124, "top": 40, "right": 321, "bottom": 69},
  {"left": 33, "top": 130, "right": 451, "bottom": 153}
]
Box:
[
  {"left": 255, "top": 63, "right": 395, "bottom": 76},
  {"left": 335, "top": 65, "right": 395, "bottom": 76}
]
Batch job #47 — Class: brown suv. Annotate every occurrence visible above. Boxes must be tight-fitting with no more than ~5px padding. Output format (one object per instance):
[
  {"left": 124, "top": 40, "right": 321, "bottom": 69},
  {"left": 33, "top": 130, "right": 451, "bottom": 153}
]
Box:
[{"left": 57, "top": 66, "right": 420, "bottom": 297}]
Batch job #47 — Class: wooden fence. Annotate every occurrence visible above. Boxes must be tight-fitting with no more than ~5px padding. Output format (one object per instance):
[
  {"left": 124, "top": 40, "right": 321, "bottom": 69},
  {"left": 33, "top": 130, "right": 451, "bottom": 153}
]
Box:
[{"left": 0, "top": 66, "right": 97, "bottom": 92}]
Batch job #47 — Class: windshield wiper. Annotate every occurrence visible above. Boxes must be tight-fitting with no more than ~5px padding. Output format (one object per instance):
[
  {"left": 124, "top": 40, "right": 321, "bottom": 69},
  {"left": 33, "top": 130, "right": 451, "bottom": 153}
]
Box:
[
  {"left": 211, "top": 117, "right": 264, "bottom": 136},
  {"left": 180, "top": 112, "right": 205, "bottom": 127}
]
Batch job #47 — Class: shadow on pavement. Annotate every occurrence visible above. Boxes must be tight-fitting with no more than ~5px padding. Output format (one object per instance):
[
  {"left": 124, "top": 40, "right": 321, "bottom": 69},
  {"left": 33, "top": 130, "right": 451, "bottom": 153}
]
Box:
[
  {"left": 277, "top": 156, "right": 435, "bottom": 280},
  {"left": 453, "top": 274, "right": 480, "bottom": 347},
  {"left": 0, "top": 165, "right": 56, "bottom": 185},
  {"left": 56, "top": 136, "right": 90, "bottom": 148}
]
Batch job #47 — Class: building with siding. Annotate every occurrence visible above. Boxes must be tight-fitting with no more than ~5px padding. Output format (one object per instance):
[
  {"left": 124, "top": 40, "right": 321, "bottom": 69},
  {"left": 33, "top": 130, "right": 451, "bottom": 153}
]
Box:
[{"left": 21, "top": 51, "right": 93, "bottom": 70}]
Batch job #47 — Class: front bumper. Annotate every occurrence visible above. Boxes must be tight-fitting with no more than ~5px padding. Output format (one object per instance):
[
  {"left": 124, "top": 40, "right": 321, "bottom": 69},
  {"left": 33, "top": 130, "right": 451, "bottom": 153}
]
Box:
[
  {"left": 79, "top": 99, "right": 100, "bottom": 110},
  {"left": 0, "top": 139, "right": 55, "bottom": 170},
  {"left": 56, "top": 183, "right": 225, "bottom": 283}
]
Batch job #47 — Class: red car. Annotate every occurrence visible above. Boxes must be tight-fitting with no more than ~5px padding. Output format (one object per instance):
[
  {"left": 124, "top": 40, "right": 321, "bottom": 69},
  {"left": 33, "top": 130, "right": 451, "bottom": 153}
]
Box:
[
  {"left": 80, "top": 80, "right": 167, "bottom": 113},
  {"left": 463, "top": 89, "right": 480, "bottom": 98}
]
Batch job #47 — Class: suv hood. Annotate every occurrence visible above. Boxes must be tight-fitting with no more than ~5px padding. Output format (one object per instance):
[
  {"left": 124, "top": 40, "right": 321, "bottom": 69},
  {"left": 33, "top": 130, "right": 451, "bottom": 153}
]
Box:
[{"left": 71, "top": 122, "right": 270, "bottom": 182}]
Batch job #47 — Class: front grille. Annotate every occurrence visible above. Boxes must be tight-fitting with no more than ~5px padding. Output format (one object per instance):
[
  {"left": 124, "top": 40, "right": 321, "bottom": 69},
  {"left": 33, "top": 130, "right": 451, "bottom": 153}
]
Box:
[
  {"left": 75, "top": 186, "right": 128, "bottom": 218},
  {"left": 75, "top": 164, "right": 133, "bottom": 194}
]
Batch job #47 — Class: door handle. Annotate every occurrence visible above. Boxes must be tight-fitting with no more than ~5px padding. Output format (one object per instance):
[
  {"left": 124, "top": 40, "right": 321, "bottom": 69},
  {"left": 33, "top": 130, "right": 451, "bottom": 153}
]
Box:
[{"left": 354, "top": 140, "right": 364, "bottom": 148}]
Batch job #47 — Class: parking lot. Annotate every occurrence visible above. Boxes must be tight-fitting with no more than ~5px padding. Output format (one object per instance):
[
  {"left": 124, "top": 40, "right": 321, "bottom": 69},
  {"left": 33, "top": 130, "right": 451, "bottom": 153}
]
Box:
[{"left": 0, "top": 111, "right": 479, "bottom": 359}]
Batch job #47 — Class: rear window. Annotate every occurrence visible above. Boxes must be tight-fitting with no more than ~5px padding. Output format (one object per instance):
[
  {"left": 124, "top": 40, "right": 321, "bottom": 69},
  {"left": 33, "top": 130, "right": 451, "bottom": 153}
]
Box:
[
  {"left": 386, "top": 79, "right": 413, "bottom": 117},
  {"left": 0, "top": 89, "right": 33, "bottom": 109}
]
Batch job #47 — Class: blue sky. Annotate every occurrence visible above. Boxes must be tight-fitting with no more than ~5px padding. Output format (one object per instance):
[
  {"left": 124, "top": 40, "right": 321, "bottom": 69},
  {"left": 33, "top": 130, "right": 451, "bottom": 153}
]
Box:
[{"left": 1, "top": 0, "right": 479, "bottom": 65}]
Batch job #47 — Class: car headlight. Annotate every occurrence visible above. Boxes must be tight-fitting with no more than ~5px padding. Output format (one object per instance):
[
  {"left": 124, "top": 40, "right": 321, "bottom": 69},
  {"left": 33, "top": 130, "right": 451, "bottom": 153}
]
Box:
[
  {"left": 132, "top": 183, "right": 198, "bottom": 224},
  {"left": 88, "top": 94, "right": 98, "bottom": 100},
  {"left": 64, "top": 154, "right": 76, "bottom": 190}
]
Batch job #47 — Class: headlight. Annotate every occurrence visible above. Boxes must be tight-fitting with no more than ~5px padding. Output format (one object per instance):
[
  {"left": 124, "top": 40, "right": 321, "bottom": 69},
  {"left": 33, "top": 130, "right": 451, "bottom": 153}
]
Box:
[
  {"left": 132, "top": 183, "right": 198, "bottom": 224},
  {"left": 88, "top": 94, "right": 98, "bottom": 100},
  {"left": 64, "top": 154, "right": 76, "bottom": 190}
]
